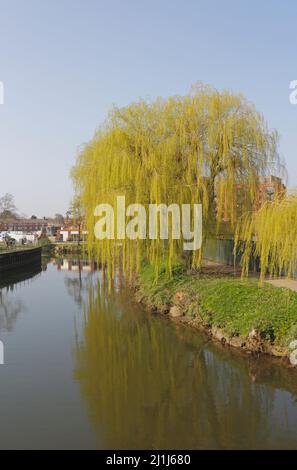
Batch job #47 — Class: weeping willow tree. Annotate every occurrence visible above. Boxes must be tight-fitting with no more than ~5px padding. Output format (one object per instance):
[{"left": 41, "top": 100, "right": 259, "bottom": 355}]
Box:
[
  {"left": 72, "top": 83, "right": 280, "bottom": 278},
  {"left": 236, "top": 194, "right": 297, "bottom": 282}
]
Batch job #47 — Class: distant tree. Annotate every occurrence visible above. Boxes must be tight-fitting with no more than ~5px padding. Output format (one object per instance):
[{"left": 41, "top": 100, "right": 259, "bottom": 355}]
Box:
[
  {"left": 31, "top": 215, "right": 37, "bottom": 219},
  {"left": 68, "top": 197, "right": 84, "bottom": 245},
  {"left": 0, "top": 193, "right": 18, "bottom": 220},
  {"left": 54, "top": 213, "right": 64, "bottom": 224},
  {"left": 0, "top": 210, "right": 16, "bottom": 220}
]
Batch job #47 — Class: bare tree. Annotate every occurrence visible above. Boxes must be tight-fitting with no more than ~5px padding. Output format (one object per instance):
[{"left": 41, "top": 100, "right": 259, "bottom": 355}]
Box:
[
  {"left": 0, "top": 193, "right": 18, "bottom": 219},
  {"left": 68, "top": 197, "right": 84, "bottom": 245}
]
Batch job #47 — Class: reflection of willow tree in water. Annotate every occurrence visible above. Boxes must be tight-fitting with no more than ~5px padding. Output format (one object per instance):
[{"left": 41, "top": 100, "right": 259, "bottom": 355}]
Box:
[{"left": 74, "top": 283, "right": 297, "bottom": 449}]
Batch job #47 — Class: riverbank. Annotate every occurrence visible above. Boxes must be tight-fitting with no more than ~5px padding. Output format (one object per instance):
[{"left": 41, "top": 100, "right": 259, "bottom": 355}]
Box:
[
  {"left": 0, "top": 246, "right": 42, "bottom": 272},
  {"left": 135, "top": 263, "right": 297, "bottom": 364},
  {"left": 53, "top": 242, "right": 88, "bottom": 255}
]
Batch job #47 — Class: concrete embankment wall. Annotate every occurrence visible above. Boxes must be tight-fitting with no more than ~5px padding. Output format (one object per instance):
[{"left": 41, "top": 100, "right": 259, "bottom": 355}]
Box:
[{"left": 0, "top": 247, "right": 42, "bottom": 272}]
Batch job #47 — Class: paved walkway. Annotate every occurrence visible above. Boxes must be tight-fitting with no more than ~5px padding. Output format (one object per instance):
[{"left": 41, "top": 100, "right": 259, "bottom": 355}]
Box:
[{"left": 266, "top": 278, "right": 297, "bottom": 292}]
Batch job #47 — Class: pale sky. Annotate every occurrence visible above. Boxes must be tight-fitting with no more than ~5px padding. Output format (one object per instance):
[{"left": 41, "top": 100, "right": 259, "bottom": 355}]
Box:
[{"left": 0, "top": 0, "right": 296, "bottom": 217}]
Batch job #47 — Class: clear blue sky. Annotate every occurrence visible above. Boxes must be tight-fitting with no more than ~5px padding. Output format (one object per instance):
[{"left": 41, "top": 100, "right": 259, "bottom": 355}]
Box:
[{"left": 0, "top": 0, "right": 296, "bottom": 217}]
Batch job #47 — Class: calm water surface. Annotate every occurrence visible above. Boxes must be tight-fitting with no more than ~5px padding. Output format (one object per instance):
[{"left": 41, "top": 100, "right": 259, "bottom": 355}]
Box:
[{"left": 0, "top": 258, "right": 297, "bottom": 449}]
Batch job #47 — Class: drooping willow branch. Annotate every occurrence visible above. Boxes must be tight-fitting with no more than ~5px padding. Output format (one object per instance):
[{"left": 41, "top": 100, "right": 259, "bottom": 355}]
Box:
[{"left": 235, "top": 195, "right": 297, "bottom": 283}]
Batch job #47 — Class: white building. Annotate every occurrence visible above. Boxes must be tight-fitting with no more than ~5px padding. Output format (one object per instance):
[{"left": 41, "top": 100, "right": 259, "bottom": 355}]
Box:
[
  {"left": 59, "top": 229, "right": 88, "bottom": 242},
  {"left": 0, "top": 231, "right": 37, "bottom": 244}
]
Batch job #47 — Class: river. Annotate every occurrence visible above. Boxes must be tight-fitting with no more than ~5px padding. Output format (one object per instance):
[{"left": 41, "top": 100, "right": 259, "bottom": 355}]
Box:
[{"left": 0, "top": 258, "right": 297, "bottom": 449}]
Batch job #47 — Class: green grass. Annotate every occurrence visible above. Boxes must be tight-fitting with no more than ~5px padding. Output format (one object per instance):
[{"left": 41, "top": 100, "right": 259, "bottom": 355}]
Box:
[
  {"left": 138, "top": 263, "right": 297, "bottom": 347},
  {"left": 0, "top": 244, "right": 38, "bottom": 254}
]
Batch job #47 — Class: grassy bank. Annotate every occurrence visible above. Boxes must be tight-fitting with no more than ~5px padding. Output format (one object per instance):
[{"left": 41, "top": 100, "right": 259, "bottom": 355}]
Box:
[
  {"left": 53, "top": 242, "right": 88, "bottom": 255},
  {"left": 137, "top": 263, "right": 297, "bottom": 357}
]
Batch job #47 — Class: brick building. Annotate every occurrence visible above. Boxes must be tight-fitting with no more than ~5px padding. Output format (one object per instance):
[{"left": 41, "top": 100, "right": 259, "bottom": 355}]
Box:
[
  {"left": 0, "top": 218, "right": 48, "bottom": 232},
  {"left": 220, "top": 175, "right": 286, "bottom": 222},
  {"left": 254, "top": 175, "right": 286, "bottom": 209}
]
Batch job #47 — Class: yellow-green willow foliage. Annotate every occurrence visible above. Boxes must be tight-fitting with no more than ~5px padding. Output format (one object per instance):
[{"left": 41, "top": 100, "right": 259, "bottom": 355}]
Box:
[
  {"left": 236, "top": 195, "right": 297, "bottom": 282},
  {"left": 72, "top": 83, "right": 279, "bottom": 278}
]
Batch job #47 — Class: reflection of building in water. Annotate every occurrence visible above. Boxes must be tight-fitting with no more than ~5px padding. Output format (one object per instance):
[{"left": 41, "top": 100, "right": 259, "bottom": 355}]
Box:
[
  {"left": 60, "top": 258, "right": 102, "bottom": 308},
  {"left": 54, "top": 258, "right": 97, "bottom": 272}
]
